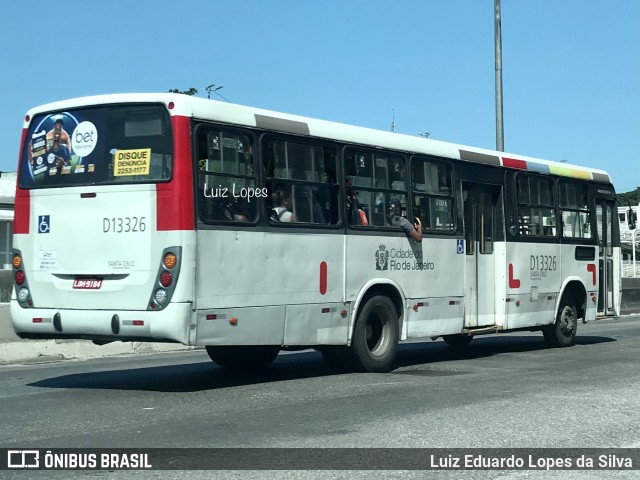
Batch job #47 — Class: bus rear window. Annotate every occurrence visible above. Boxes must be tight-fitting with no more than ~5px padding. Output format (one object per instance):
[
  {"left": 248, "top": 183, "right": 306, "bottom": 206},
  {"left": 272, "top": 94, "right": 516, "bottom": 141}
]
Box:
[{"left": 19, "top": 104, "right": 173, "bottom": 189}]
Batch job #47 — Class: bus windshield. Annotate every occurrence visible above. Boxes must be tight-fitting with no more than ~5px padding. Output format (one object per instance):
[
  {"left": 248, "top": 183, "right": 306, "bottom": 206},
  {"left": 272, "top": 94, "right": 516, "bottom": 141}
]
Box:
[{"left": 19, "top": 104, "right": 173, "bottom": 189}]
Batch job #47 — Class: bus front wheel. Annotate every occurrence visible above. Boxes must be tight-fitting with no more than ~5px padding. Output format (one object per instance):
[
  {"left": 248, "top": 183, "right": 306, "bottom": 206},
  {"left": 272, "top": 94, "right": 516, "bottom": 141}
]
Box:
[
  {"left": 350, "top": 295, "right": 399, "bottom": 372},
  {"left": 205, "top": 345, "right": 280, "bottom": 370},
  {"left": 542, "top": 297, "right": 578, "bottom": 348}
]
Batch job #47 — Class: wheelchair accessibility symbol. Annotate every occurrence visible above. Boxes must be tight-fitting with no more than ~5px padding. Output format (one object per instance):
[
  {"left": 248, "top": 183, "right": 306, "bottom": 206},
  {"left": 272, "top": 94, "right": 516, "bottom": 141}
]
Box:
[
  {"left": 456, "top": 239, "right": 464, "bottom": 254},
  {"left": 38, "top": 215, "right": 51, "bottom": 233}
]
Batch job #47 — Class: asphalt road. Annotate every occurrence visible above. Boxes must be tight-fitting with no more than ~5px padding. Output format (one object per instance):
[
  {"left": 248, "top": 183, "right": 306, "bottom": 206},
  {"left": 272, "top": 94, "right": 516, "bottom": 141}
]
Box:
[{"left": 2, "top": 316, "right": 640, "bottom": 480}]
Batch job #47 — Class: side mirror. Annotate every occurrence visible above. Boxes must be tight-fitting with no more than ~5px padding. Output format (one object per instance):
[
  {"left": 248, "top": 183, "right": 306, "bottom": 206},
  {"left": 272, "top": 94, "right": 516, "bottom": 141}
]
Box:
[{"left": 628, "top": 208, "right": 637, "bottom": 230}]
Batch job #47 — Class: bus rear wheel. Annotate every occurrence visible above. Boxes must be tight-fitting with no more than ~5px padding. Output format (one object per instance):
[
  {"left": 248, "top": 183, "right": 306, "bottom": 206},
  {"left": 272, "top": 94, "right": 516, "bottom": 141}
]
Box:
[
  {"left": 205, "top": 345, "right": 280, "bottom": 370},
  {"left": 350, "top": 295, "right": 399, "bottom": 372},
  {"left": 542, "top": 297, "right": 578, "bottom": 348}
]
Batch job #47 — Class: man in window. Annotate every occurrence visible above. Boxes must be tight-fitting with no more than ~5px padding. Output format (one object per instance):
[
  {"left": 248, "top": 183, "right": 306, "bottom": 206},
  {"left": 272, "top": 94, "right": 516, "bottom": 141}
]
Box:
[
  {"left": 386, "top": 199, "right": 422, "bottom": 242},
  {"left": 46, "top": 132, "right": 71, "bottom": 175},
  {"left": 46, "top": 117, "right": 72, "bottom": 154}
]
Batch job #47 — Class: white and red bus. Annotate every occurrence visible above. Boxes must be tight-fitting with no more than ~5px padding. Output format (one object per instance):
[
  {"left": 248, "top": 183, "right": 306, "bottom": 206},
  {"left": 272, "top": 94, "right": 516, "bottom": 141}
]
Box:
[{"left": 11, "top": 93, "right": 621, "bottom": 372}]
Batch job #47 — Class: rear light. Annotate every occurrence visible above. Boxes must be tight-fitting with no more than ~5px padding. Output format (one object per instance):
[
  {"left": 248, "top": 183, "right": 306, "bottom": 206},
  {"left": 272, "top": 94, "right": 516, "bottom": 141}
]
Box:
[
  {"left": 159, "top": 271, "right": 172, "bottom": 287},
  {"left": 17, "top": 288, "right": 30, "bottom": 302},
  {"left": 13, "top": 250, "right": 33, "bottom": 308},
  {"left": 154, "top": 289, "right": 167, "bottom": 305},
  {"left": 148, "top": 246, "right": 181, "bottom": 311},
  {"left": 163, "top": 253, "right": 177, "bottom": 269}
]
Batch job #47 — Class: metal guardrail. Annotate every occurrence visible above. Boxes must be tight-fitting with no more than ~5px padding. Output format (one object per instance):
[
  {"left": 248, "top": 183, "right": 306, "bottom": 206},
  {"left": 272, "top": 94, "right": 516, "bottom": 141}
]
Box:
[
  {"left": 622, "top": 261, "right": 640, "bottom": 278},
  {"left": 0, "top": 270, "right": 11, "bottom": 303}
]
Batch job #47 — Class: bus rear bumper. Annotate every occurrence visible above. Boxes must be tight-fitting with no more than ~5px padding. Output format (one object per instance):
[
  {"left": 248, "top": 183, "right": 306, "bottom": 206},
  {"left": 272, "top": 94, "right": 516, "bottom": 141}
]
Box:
[{"left": 9, "top": 301, "right": 193, "bottom": 345}]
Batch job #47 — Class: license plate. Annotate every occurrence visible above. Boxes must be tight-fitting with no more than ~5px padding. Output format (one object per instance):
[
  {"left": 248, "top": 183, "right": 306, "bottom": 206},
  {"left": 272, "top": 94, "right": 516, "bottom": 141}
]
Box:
[{"left": 73, "top": 278, "right": 103, "bottom": 289}]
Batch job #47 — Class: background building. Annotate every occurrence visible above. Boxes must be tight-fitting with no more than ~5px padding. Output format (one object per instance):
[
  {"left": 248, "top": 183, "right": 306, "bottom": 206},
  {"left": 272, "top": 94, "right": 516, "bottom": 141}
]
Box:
[
  {"left": 0, "top": 172, "right": 15, "bottom": 270},
  {"left": 619, "top": 205, "right": 640, "bottom": 277}
]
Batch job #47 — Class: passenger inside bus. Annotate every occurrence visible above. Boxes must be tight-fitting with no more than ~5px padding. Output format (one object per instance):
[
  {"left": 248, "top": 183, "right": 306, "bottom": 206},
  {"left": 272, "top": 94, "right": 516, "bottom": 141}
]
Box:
[
  {"left": 386, "top": 198, "right": 422, "bottom": 242},
  {"left": 346, "top": 176, "right": 369, "bottom": 226},
  {"left": 230, "top": 196, "right": 251, "bottom": 222},
  {"left": 271, "top": 188, "right": 296, "bottom": 222}
]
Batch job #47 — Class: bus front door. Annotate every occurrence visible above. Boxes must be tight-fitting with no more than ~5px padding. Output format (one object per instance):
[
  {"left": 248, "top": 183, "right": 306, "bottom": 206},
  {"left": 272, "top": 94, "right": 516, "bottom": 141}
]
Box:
[
  {"left": 596, "top": 201, "right": 618, "bottom": 316},
  {"left": 463, "top": 184, "right": 501, "bottom": 328}
]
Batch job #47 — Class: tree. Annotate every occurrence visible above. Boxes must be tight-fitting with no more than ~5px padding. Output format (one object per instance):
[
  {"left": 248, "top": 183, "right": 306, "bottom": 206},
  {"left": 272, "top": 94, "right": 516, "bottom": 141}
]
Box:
[
  {"left": 168, "top": 88, "right": 198, "bottom": 96},
  {"left": 617, "top": 187, "right": 640, "bottom": 207}
]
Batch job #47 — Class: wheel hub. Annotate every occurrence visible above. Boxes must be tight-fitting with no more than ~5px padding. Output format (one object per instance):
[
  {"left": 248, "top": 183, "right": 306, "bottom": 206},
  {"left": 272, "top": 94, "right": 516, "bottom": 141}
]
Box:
[
  {"left": 560, "top": 306, "right": 576, "bottom": 336},
  {"left": 366, "top": 314, "right": 388, "bottom": 356}
]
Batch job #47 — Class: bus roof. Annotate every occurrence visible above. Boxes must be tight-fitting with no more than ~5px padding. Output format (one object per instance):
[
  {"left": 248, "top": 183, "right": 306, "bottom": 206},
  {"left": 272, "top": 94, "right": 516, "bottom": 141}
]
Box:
[{"left": 25, "top": 93, "right": 612, "bottom": 185}]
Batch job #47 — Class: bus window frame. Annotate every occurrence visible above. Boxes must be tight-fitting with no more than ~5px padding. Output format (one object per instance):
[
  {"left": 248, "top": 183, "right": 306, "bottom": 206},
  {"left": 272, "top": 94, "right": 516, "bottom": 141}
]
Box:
[
  {"left": 261, "top": 133, "right": 342, "bottom": 230},
  {"left": 193, "top": 123, "right": 260, "bottom": 226},
  {"left": 19, "top": 102, "right": 175, "bottom": 190},
  {"left": 343, "top": 146, "right": 411, "bottom": 231},
  {"left": 514, "top": 172, "right": 559, "bottom": 239},
  {"left": 558, "top": 178, "right": 594, "bottom": 242},
  {"left": 409, "top": 154, "right": 457, "bottom": 235}
]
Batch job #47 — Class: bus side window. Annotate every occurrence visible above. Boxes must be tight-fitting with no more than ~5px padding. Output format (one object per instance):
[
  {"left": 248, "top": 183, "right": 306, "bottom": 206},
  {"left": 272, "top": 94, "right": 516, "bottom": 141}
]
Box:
[
  {"left": 411, "top": 156, "right": 455, "bottom": 232},
  {"left": 264, "top": 138, "right": 338, "bottom": 226},
  {"left": 559, "top": 181, "right": 591, "bottom": 238},
  {"left": 196, "top": 130, "right": 257, "bottom": 224},
  {"left": 516, "top": 174, "right": 556, "bottom": 237},
  {"left": 345, "top": 150, "right": 406, "bottom": 228}
]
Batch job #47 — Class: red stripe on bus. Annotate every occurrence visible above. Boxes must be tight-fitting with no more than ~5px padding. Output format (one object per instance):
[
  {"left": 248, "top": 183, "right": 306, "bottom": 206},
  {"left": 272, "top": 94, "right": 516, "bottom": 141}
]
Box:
[
  {"left": 14, "top": 188, "right": 30, "bottom": 234},
  {"left": 319, "top": 261, "right": 327, "bottom": 295},
  {"left": 508, "top": 263, "right": 521, "bottom": 288},
  {"left": 587, "top": 263, "right": 596, "bottom": 285},
  {"left": 14, "top": 128, "right": 30, "bottom": 234},
  {"left": 502, "top": 157, "right": 527, "bottom": 169},
  {"left": 156, "top": 116, "right": 195, "bottom": 231}
]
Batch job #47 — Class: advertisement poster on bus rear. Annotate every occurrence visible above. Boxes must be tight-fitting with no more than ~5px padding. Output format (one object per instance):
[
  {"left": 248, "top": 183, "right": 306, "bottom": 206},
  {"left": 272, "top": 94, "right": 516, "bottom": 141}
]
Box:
[{"left": 21, "top": 111, "right": 103, "bottom": 187}]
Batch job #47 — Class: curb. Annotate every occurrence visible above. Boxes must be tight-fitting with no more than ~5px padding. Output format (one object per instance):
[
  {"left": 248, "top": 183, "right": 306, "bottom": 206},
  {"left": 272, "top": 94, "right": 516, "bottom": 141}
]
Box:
[
  {"left": 0, "top": 340, "right": 198, "bottom": 366},
  {"left": 0, "top": 303, "right": 200, "bottom": 365}
]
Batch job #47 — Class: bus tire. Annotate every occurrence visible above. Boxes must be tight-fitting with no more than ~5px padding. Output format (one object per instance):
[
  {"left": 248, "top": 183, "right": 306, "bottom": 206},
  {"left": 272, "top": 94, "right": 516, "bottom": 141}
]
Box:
[
  {"left": 442, "top": 333, "right": 473, "bottom": 348},
  {"left": 542, "top": 297, "right": 578, "bottom": 348},
  {"left": 350, "top": 295, "right": 399, "bottom": 372},
  {"left": 205, "top": 345, "right": 280, "bottom": 370}
]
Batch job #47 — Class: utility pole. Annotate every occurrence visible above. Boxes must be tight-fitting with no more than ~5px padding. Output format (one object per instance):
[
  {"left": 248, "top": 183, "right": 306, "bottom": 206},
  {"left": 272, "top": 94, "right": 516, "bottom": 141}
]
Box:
[
  {"left": 205, "top": 84, "right": 223, "bottom": 99},
  {"left": 391, "top": 109, "right": 396, "bottom": 132},
  {"left": 494, "top": 0, "right": 504, "bottom": 151}
]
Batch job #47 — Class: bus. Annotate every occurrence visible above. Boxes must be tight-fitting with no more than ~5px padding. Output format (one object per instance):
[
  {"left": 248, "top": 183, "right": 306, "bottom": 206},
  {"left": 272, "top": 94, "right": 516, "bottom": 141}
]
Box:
[{"left": 10, "top": 93, "right": 621, "bottom": 373}]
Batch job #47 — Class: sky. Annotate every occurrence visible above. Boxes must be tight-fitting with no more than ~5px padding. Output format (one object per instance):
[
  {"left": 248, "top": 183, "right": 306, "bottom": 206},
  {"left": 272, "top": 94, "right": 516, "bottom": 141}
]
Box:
[{"left": 1, "top": 0, "right": 638, "bottom": 192}]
